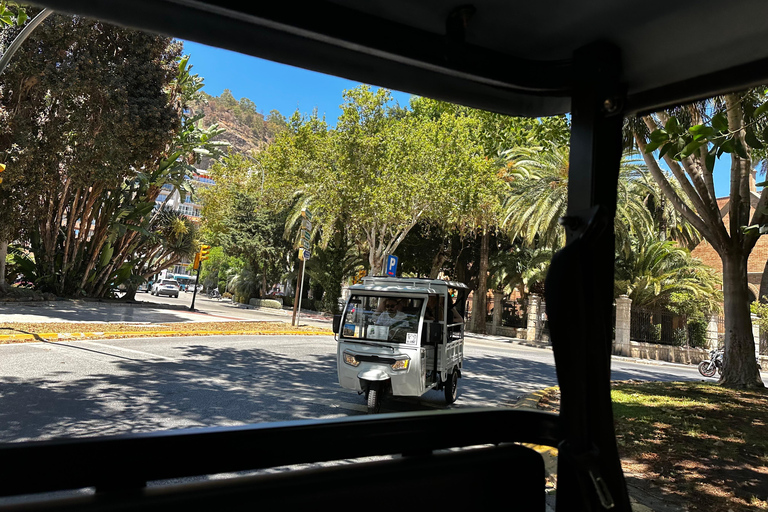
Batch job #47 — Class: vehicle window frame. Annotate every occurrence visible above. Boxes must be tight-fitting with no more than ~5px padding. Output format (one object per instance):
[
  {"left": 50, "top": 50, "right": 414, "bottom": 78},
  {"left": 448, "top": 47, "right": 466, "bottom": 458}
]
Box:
[{"left": 340, "top": 293, "right": 426, "bottom": 345}]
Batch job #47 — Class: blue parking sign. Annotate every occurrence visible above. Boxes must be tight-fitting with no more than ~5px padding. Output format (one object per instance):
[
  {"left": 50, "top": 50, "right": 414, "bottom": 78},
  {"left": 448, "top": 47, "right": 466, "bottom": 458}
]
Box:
[{"left": 386, "top": 255, "right": 398, "bottom": 276}]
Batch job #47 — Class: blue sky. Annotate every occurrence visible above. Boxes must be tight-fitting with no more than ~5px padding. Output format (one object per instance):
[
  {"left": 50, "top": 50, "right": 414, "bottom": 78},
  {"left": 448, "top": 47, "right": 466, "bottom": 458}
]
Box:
[
  {"left": 182, "top": 40, "right": 413, "bottom": 126},
  {"left": 182, "top": 40, "right": 736, "bottom": 198}
]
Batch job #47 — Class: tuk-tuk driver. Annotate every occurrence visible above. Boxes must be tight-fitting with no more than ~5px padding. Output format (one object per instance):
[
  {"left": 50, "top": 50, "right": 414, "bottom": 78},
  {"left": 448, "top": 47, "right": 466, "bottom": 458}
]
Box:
[{"left": 374, "top": 298, "right": 408, "bottom": 327}]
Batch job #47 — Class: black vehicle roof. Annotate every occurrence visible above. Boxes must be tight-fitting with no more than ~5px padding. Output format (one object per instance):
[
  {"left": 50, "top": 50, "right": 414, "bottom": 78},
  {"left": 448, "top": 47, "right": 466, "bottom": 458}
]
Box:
[{"left": 31, "top": 0, "right": 768, "bottom": 117}]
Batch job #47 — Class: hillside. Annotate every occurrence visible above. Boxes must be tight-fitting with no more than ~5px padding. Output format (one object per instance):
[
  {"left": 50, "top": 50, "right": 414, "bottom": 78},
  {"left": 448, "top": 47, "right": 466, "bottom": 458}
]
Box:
[{"left": 190, "top": 90, "right": 288, "bottom": 168}]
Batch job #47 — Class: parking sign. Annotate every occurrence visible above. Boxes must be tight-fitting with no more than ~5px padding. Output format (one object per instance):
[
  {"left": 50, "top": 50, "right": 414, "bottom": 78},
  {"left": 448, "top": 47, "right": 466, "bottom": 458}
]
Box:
[{"left": 386, "top": 255, "right": 398, "bottom": 277}]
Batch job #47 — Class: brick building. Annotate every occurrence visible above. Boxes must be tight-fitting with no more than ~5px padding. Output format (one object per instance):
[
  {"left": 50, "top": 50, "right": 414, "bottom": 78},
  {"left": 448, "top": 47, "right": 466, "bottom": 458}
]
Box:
[{"left": 690, "top": 188, "right": 768, "bottom": 302}]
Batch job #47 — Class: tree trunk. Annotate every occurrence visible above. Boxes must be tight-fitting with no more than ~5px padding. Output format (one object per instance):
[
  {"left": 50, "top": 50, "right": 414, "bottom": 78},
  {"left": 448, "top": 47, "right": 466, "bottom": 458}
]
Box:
[
  {"left": 122, "top": 289, "right": 138, "bottom": 301},
  {"left": 470, "top": 229, "right": 489, "bottom": 333},
  {"left": 720, "top": 252, "right": 764, "bottom": 388},
  {"left": 0, "top": 240, "right": 7, "bottom": 289},
  {"left": 429, "top": 238, "right": 450, "bottom": 279}
]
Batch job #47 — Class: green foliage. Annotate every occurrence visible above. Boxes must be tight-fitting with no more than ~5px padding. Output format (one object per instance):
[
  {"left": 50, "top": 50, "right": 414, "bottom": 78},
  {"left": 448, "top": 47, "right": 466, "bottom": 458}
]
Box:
[
  {"left": 672, "top": 327, "right": 688, "bottom": 347},
  {"left": 650, "top": 324, "right": 663, "bottom": 343},
  {"left": 5, "top": 244, "right": 35, "bottom": 284},
  {"left": 0, "top": 2, "right": 27, "bottom": 26},
  {"left": 198, "top": 246, "right": 243, "bottom": 291},
  {"left": 750, "top": 300, "right": 768, "bottom": 333},
  {"left": 227, "top": 268, "right": 260, "bottom": 303},
  {"left": 667, "top": 291, "right": 715, "bottom": 320},
  {"left": 644, "top": 90, "right": 768, "bottom": 171},
  {"left": 259, "top": 85, "right": 503, "bottom": 275},
  {"left": 409, "top": 97, "right": 570, "bottom": 154},
  {"left": 501, "top": 146, "right": 661, "bottom": 252},
  {"left": 628, "top": 90, "right": 766, "bottom": 386},
  {"left": 615, "top": 240, "right": 722, "bottom": 313},
  {"left": 303, "top": 230, "right": 363, "bottom": 314},
  {"left": 218, "top": 192, "right": 291, "bottom": 297},
  {"left": 195, "top": 90, "right": 288, "bottom": 143},
  {"left": 687, "top": 319, "right": 709, "bottom": 349},
  {"left": 0, "top": 14, "right": 225, "bottom": 297},
  {"left": 248, "top": 298, "right": 282, "bottom": 309}
]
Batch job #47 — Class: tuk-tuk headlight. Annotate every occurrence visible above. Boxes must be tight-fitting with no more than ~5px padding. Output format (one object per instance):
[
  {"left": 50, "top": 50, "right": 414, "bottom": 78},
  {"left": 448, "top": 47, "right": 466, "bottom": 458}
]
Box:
[
  {"left": 391, "top": 358, "right": 410, "bottom": 371},
  {"left": 343, "top": 352, "right": 360, "bottom": 367}
]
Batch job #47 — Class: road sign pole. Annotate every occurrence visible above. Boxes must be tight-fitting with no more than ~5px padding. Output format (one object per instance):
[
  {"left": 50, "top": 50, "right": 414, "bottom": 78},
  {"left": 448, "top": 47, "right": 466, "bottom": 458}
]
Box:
[
  {"left": 295, "top": 258, "right": 307, "bottom": 327},
  {"left": 190, "top": 261, "right": 202, "bottom": 311},
  {"left": 291, "top": 257, "right": 305, "bottom": 326}
]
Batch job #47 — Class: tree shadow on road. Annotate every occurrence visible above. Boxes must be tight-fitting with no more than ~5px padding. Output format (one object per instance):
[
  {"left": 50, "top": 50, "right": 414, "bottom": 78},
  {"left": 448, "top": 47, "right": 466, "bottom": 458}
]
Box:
[{"left": 0, "top": 339, "right": 704, "bottom": 444}]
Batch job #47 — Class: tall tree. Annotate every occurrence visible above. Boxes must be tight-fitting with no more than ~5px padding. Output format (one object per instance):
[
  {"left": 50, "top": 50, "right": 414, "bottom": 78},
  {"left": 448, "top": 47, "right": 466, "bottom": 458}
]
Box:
[
  {"left": 218, "top": 191, "right": 291, "bottom": 299},
  {"left": 0, "top": 13, "right": 224, "bottom": 296},
  {"left": 501, "top": 146, "right": 664, "bottom": 255},
  {"left": 260, "top": 86, "right": 491, "bottom": 276},
  {"left": 407, "top": 98, "right": 569, "bottom": 333},
  {"left": 629, "top": 90, "right": 766, "bottom": 388}
]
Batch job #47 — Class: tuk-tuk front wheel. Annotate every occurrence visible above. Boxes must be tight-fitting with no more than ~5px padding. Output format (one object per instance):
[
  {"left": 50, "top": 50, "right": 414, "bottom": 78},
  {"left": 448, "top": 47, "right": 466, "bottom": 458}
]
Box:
[
  {"left": 367, "top": 383, "right": 382, "bottom": 414},
  {"left": 444, "top": 371, "right": 459, "bottom": 404}
]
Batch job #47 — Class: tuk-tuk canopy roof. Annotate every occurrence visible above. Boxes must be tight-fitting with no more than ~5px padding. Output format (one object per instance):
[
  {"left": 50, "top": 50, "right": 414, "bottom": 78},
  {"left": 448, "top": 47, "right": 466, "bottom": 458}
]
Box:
[
  {"left": 33, "top": 0, "right": 768, "bottom": 117},
  {"left": 348, "top": 277, "right": 468, "bottom": 296}
]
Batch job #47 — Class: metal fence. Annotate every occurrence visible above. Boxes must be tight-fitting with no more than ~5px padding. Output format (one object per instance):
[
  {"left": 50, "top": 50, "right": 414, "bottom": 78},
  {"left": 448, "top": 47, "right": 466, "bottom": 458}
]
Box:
[
  {"left": 470, "top": 296, "right": 528, "bottom": 328},
  {"left": 501, "top": 298, "right": 528, "bottom": 328},
  {"left": 630, "top": 307, "right": 714, "bottom": 347},
  {"left": 630, "top": 308, "right": 677, "bottom": 344}
]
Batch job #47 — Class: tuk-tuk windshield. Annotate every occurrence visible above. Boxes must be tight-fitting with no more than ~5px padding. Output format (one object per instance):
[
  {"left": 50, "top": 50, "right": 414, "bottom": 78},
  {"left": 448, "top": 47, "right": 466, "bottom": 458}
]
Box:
[{"left": 341, "top": 295, "right": 424, "bottom": 344}]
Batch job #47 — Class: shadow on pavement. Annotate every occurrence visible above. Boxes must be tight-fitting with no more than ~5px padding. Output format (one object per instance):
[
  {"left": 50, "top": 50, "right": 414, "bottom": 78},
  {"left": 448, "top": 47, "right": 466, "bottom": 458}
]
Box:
[
  {"left": 1, "top": 339, "right": 563, "bottom": 442},
  {"left": 0, "top": 302, "right": 203, "bottom": 324}
]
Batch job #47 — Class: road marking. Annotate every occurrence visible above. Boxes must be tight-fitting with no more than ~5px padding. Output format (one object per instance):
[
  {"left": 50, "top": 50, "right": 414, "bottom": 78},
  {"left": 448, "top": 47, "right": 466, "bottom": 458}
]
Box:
[
  {"left": 187, "top": 311, "right": 254, "bottom": 321},
  {"left": 77, "top": 340, "right": 180, "bottom": 361}
]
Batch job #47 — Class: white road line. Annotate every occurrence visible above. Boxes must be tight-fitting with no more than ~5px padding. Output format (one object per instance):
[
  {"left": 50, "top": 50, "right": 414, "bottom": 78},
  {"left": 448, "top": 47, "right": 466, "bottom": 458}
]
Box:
[{"left": 72, "top": 340, "right": 180, "bottom": 361}]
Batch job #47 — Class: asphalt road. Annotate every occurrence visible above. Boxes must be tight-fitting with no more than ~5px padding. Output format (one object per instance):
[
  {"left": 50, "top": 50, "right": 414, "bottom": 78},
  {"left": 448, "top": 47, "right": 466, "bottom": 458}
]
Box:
[{"left": 0, "top": 333, "right": 713, "bottom": 444}]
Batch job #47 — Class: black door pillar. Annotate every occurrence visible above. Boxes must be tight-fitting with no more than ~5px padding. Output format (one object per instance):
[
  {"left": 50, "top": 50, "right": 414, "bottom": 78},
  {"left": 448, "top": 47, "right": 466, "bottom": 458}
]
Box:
[{"left": 546, "top": 42, "right": 631, "bottom": 512}]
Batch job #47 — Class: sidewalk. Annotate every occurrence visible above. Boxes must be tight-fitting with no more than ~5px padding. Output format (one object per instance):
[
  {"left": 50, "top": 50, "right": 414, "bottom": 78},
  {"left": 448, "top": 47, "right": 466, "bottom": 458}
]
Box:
[
  {"left": 463, "top": 331, "right": 730, "bottom": 376},
  {"left": 0, "top": 296, "right": 333, "bottom": 327}
]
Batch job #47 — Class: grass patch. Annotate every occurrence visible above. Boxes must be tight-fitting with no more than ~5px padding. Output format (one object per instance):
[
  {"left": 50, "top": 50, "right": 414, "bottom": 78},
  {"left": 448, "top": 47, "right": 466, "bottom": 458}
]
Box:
[
  {"left": 614, "top": 381, "right": 768, "bottom": 511},
  {"left": 537, "top": 381, "right": 768, "bottom": 511},
  {"left": 0, "top": 321, "right": 332, "bottom": 343}
]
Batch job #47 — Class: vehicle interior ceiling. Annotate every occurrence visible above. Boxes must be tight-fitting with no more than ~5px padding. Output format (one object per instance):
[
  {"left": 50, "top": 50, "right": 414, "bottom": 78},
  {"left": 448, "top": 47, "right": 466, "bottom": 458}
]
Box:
[{"left": 6, "top": 1, "right": 768, "bottom": 511}]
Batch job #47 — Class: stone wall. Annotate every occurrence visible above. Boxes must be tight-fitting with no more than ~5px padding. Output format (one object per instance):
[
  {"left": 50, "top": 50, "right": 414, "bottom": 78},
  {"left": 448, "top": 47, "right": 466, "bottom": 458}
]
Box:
[
  {"left": 490, "top": 325, "right": 526, "bottom": 339},
  {"left": 617, "top": 341, "right": 709, "bottom": 364}
]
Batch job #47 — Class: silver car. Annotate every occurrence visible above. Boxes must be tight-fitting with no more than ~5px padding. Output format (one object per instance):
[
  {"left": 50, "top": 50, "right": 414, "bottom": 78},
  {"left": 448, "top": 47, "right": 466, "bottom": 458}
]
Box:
[{"left": 151, "top": 279, "right": 181, "bottom": 298}]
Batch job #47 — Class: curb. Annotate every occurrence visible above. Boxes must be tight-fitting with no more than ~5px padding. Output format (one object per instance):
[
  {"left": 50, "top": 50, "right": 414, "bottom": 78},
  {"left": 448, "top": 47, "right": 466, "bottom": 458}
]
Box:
[
  {"left": 0, "top": 329, "right": 333, "bottom": 342},
  {"left": 511, "top": 387, "right": 560, "bottom": 486}
]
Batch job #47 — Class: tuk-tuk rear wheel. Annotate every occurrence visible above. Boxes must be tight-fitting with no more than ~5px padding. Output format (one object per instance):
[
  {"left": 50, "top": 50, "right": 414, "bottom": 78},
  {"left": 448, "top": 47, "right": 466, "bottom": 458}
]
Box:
[{"left": 444, "top": 371, "right": 459, "bottom": 404}]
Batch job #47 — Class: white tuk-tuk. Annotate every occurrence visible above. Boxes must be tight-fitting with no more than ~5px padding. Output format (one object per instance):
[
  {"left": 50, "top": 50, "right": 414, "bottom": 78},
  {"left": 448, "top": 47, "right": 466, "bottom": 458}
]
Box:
[{"left": 333, "top": 277, "right": 469, "bottom": 413}]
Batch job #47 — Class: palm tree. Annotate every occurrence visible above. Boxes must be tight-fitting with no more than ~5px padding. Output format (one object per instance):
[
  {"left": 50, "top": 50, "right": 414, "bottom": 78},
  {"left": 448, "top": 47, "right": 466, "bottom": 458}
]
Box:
[
  {"left": 500, "top": 145, "right": 657, "bottom": 254},
  {"left": 614, "top": 239, "right": 722, "bottom": 313}
]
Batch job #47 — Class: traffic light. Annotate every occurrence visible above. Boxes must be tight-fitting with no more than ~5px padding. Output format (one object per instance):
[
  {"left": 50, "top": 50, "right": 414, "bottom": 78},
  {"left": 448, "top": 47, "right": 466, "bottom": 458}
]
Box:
[
  {"left": 0, "top": 163, "right": 5, "bottom": 184},
  {"left": 199, "top": 244, "right": 211, "bottom": 261},
  {"left": 192, "top": 252, "right": 201, "bottom": 270}
]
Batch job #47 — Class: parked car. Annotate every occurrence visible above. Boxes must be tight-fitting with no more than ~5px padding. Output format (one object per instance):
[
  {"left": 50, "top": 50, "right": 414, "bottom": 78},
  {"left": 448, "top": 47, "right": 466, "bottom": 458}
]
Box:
[
  {"left": 151, "top": 279, "right": 181, "bottom": 298},
  {"left": 137, "top": 283, "right": 149, "bottom": 293}
]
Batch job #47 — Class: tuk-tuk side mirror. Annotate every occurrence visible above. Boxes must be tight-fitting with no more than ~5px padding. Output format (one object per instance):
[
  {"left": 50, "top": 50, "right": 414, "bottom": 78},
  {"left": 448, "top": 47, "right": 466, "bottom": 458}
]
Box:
[{"left": 332, "top": 314, "right": 342, "bottom": 335}]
